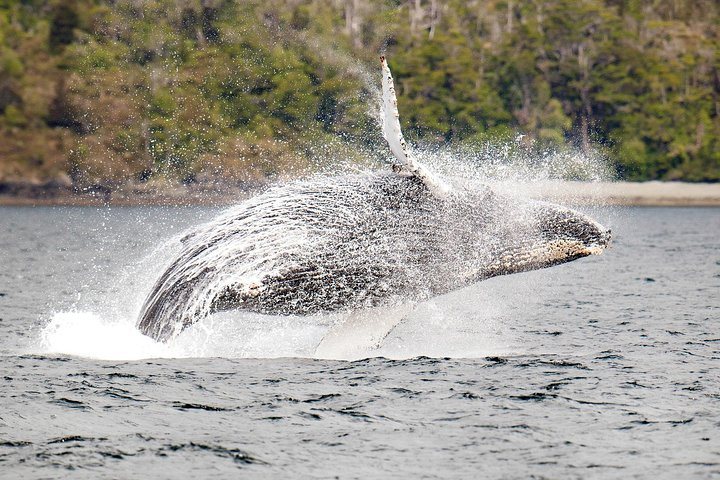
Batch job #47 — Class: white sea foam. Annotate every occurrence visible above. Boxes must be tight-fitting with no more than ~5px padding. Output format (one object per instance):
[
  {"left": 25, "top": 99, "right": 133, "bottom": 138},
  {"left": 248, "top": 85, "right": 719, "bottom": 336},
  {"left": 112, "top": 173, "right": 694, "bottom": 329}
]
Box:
[
  {"left": 36, "top": 276, "right": 523, "bottom": 361},
  {"left": 38, "top": 311, "right": 170, "bottom": 361}
]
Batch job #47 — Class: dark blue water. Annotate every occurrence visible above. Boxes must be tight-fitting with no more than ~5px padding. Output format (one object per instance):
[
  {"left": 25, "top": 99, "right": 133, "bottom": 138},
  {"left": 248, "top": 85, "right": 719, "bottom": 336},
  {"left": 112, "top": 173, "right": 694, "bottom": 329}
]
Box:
[{"left": 1, "top": 205, "right": 719, "bottom": 478}]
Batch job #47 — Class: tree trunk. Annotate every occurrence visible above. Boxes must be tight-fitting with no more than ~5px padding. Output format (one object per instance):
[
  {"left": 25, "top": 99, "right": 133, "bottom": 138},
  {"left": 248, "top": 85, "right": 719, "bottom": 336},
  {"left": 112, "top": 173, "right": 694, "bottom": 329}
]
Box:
[
  {"left": 428, "top": 0, "right": 438, "bottom": 40},
  {"left": 507, "top": 0, "right": 513, "bottom": 33},
  {"left": 580, "top": 114, "right": 590, "bottom": 154},
  {"left": 345, "top": 0, "right": 361, "bottom": 48},
  {"left": 578, "top": 43, "right": 592, "bottom": 154},
  {"left": 409, "top": 0, "right": 422, "bottom": 37}
]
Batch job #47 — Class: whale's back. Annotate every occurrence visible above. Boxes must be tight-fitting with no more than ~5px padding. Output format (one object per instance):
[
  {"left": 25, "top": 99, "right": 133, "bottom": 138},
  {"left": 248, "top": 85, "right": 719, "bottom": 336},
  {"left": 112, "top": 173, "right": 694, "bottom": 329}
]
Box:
[{"left": 137, "top": 174, "right": 451, "bottom": 341}]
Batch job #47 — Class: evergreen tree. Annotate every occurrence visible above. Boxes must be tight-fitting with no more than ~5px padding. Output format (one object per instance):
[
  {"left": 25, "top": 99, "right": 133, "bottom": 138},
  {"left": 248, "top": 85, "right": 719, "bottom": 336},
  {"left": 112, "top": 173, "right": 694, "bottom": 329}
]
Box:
[
  {"left": 49, "top": 1, "right": 79, "bottom": 52},
  {"left": 0, "top": 0, "right": 718, "bottom": 183}
]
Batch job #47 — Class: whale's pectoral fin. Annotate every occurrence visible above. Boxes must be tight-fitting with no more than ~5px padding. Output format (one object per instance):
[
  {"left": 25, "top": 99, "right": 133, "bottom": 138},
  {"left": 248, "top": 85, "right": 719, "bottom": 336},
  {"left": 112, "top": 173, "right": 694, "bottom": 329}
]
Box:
[
  {"left": 314, "top": 303, "right": 416, "bottom": 360},
  {"left": 380, "top": 56, "right": 449, "bottom": 197}
]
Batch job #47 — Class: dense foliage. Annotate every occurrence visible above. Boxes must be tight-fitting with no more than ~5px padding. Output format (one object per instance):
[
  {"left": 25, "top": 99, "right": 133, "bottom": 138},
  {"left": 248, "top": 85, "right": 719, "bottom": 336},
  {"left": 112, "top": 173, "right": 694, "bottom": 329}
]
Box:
[{"left": 1, "top": 0, "right": 718, "bottom": 186}]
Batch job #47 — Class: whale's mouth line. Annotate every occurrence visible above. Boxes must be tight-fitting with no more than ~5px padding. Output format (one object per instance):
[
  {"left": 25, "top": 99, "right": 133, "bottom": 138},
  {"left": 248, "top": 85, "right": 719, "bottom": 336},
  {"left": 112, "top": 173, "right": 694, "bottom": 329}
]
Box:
[
  {"left": 587, "top": 227, "right": 612, "bottom": 255},
  {"left": 587, "top": 247, "right": 604, "bottom": 255}
]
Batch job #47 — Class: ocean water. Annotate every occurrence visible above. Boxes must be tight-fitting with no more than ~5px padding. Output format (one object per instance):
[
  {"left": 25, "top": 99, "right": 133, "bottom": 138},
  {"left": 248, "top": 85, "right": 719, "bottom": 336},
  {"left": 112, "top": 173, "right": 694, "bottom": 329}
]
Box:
[{"left": 1, "top": 204, "right": 719, "bottom": 478}]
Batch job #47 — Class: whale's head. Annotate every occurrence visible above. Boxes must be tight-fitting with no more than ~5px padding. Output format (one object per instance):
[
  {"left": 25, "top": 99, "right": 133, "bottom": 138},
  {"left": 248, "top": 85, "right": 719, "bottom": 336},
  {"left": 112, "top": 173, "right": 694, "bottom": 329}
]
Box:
[
  {"left": 460, "top": 191, "right": 612, "bottom": 280},
  {"left": 532, "top": 201, "right": 611, "bottom": 256}
]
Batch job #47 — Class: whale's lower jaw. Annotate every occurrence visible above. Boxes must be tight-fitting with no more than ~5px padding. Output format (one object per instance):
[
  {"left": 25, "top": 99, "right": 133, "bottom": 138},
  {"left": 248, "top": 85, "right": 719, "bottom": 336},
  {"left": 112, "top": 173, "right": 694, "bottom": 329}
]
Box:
[
  {"left": 480, "top": 252, "right": 590, "bottom": 281},
  {"left": 478, "top": 235, "right": 609, "bottom": 280}
]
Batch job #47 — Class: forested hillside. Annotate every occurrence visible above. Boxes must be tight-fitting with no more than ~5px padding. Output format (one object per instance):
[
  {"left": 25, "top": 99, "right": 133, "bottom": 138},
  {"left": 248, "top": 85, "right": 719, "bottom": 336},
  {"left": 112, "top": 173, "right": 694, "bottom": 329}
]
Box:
[{"left": 1, "top": 0, "right": 718, "bottom": 190}]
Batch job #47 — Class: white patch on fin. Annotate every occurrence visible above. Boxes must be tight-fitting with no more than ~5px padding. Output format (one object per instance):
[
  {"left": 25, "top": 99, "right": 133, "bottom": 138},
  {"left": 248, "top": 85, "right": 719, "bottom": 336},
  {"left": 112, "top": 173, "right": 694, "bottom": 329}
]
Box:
[
  {"left": 380, "top": 56, "right": 450, "bottom": 197},
  {"left": 314, "top": 303, "right": 415, "bottom": 360}
]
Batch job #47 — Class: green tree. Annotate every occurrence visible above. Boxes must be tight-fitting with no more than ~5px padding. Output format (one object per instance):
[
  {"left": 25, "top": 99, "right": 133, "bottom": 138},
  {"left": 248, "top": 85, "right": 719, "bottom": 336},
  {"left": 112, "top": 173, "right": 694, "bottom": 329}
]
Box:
[{"left": 49, "top": 1, "right": 79, "bottom": 53}]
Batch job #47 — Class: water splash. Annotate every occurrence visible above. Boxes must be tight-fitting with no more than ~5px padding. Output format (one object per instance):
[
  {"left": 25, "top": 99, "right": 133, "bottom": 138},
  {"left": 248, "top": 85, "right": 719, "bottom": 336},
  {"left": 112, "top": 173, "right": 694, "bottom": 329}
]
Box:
[
  {"left": 34, "top": 145, "right": 613, "bottom": 361},
  {"left": 39, "top": 311, "right": 169, "bottom": 361},
  {"left": 36, "top": 288, "right": 519, "bottom": 361}
]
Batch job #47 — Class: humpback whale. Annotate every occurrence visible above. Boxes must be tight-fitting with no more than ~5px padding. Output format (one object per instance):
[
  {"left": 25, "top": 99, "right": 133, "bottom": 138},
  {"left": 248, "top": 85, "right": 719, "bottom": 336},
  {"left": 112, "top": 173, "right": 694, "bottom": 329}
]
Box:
[{"left": 137, "top": 57, "right": 611, "bottom": 343}]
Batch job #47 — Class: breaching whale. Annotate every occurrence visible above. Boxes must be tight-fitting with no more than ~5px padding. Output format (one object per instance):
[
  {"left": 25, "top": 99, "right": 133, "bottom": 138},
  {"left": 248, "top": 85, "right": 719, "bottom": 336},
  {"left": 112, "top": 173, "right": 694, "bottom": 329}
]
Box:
[{"left": 137, "top": 57, "right": 611, "bottom": 344}]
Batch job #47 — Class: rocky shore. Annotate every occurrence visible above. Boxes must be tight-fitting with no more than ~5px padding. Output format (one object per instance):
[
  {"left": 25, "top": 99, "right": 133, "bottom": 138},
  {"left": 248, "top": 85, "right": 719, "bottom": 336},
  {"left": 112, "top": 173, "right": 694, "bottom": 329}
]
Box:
[
  {"left": 0, "top": 179, "right": 263, "bottom": 206},
  {"left": 502, "top": 181, "right": 720, "bottom": 207},
  {"left": 1, "top": 179, "right": 719, "bottom": 207}
]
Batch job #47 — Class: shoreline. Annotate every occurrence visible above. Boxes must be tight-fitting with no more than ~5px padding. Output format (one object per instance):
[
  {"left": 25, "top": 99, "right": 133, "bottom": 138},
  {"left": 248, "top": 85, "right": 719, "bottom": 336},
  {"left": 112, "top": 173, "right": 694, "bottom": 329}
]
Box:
[
  {"left": 1, "top": 180, "right": 719, "bottom": 207},
  {"left": 0, "top": 181, "right": 262, "bottom": 207},
  {"left": 489, "top": 180, "right": 720, "bottom": 207}
]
